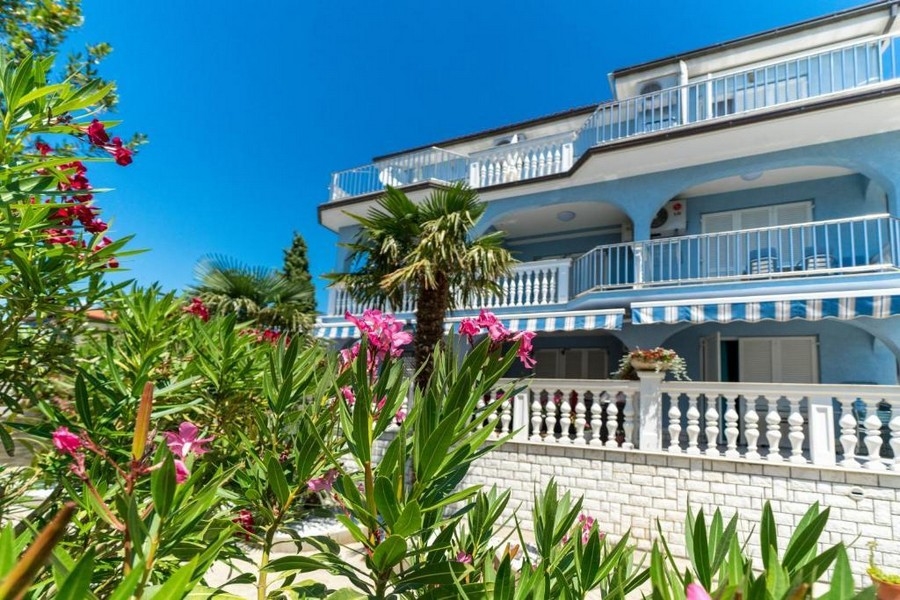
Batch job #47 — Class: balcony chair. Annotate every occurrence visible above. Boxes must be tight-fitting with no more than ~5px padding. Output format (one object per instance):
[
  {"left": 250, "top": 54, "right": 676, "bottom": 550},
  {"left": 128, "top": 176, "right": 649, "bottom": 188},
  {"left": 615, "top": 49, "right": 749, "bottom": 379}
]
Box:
[
  {"left": 799, "top": 247, "right": 838, "bottom": 271},
  {"left": 747, "top": 248, "right": 780, "bottom": 274}
]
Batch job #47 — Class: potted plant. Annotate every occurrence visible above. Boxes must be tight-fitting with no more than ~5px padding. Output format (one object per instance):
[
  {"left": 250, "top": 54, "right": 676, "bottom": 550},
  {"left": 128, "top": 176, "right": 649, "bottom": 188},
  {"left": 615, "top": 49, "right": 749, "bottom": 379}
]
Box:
[
  {"left": 869, "top": 542, "right": 900, "bottom": 600},
  {"left": 613, "top": 347, "right": 689, "bottom": 380}
]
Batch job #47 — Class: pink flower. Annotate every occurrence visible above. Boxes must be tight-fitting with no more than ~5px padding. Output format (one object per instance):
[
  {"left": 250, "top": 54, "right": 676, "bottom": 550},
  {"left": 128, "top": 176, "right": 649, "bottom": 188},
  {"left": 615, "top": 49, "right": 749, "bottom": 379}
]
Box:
[
  {"left": 340, "top": 386, "right": 356, "bottom": 406},
  {"left": 455, "top": 551, "right": 473, "bottom": 564},
  {"left": 511, "top": 330, "right": 536, "bottom": 369},
  {"left": 69, "top": 452, "right": 87, "bottom": 479},
  {"left": 345, "top": 310, "right": 412, "bottom": 366},
  {"left": 686, "top": 583, "right": 712, "bottom": 600},
  {"left": 183, "top": 297, "right": 210, "bottom": 322},
  {"left": 85, "top": 119, "right": 110, "bottom": 146},
  {"left": 475, "top": 310, "right": 509, "bottom": 343},
  {"left": 234, "top": 509, "right": 254, "bottom": 540},
  {"left": 163, "top": 422, "right": 213, "bottom": 460},
  {"left": 394, "top": 409, "right": 407, "bottom": 425},
  {"left": 35, "top": 141, "right": 52, "bottom": 155},
  {"left": 458, "top": 318, "right": 480, "bottom": 342},
  {"left": 374, "top": 396, "right": 386, "bottom": 415},
  {"left": 308, "top": 468, "right": 339, "bottom": 493},
  {"left": 174, "top": 459, "right": 190, "bottom": 484},
  {"left": 52, "top": 427, "right": 82, "bottom": 456}
]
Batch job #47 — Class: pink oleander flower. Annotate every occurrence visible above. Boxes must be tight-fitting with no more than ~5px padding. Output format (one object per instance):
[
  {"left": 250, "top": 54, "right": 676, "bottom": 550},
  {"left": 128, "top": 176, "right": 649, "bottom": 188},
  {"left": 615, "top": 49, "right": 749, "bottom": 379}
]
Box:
[
  {"left": 686, "top": 583, "right": 713, "bottom": 600},
  {"left": 52, "top": 426, "right": 82, "bottom": 456},
  {"left": 35, "top": 141, "right": 52, "bottom": 155},
  {"left": 163, "top": 422, "right": 214, "bottom": 460},
  {"left": 174, "top": 459, "right": 190, "bottom": 484},
  {"left": 308, "top": 468, "right": 339, "bottom": 493},
  {"left": 183, "top": 297, "right": 210, "bottom": 321},
  {"left": 458, "top": 318, "right": 480, "bottom": 342},
  {"left": 475, "top": 310, "right": 509, "bottom": 343},
  {"left": 340, "top": 386, "right": 356, "bottom": 406},
  {"left": 345, "top": 309, "right": 412, "bottom": 364},
  {"left": 85, "top": 119, "right": 110, "bottom": 146},
  {"left": 394, "top": 409, "right": 407, "bottom": 425},
  {"left": 69, "top": 452, "right": 87, "bottom": 479},
  {"left": 456, "top": 551, "right": 473, "bottom": 564},
  {"left": 374, "top": 396, "right": 386, "bottom": 415},
  {"left": 511, "top": 330, "right": 536, "bottom": 369},
  {"left": 234, "top": 509, "right": 254, "bottom": 540}
]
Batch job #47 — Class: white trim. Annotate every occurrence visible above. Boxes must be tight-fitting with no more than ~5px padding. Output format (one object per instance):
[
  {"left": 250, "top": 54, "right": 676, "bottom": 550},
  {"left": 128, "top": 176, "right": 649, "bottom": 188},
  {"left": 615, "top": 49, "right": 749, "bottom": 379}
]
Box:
[{"left": 632, "top": 288, "right": 900, "bottom": 309}]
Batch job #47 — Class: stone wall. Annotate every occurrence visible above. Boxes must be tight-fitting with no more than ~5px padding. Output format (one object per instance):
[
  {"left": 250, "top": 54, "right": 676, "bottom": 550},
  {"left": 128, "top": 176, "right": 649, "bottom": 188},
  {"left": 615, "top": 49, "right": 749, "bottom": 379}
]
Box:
[{"left": 461, "top": 440, "right": 900, "bottom": 587}]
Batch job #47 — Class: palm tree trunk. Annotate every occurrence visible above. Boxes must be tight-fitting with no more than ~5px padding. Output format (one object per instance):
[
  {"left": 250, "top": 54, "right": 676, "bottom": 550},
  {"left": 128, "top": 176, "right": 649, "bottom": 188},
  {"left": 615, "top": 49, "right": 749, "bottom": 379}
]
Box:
[{"left": 413, "top": 274, "right": 450, "bottom": 390}]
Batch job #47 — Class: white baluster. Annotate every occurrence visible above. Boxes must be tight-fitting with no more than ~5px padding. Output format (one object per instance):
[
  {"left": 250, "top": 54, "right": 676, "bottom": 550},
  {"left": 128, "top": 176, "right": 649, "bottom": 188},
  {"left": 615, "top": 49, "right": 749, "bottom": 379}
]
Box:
[
  {"left": 863, "top": 398, "right": 885, "bottom": 471},
  {"left": 589, "top": 395, "right": 602, "bottom": 446},
  {"left": 559, "top": 392, "right": 572, "bottom": 444},
  {"left": 622, "top": 393, "right": 634, "bottom": 450},
  {"left": 667, "top": 396, "right": 682, "bottom": 453},
  {"left": 524, "top": 274, "right": 533, "bottom": 306},
  {"left": 500, "top": 396, "right": 512, "bottom": 438},
  {"left": 479, "top": 163, "right": 487, "bottom": 187},
  {"left": 890, "top": 411, "right": 900, "bottom": 472},
  {"left": 744, "top": 397, "right": 761, "bottom": 460},
  {"left": 788, "top": 396, "right": 806, "bottom": 464},
  {"left": 766, "top": 398, "right": 783, "bottom": 462},
  {"left": 514, "top": 153, "right": 523, "bottom": 180},
  {"left": 553, "top": 146, "right": 562, "bottom": 173},
  {"left": 548, "top": 269, "right": 557, "bottom": 303},
  {"left": 501, "top": 278, "right": 509, "bottom": 308},
  {"left": 529, "top": 395, "right": 543, "bottom": 442},
  {"left": 605, "top": 398, "right": 619, "bottom": 447},
  {"left": 546, "top": 394, "right": 559, "bottom": 443},
  {"left": 704, "top": 396, "right": 720, "bottom": 457},
  {"left": 538, "top": 150, "right": 546, "bottom": 176},
  {"left": 540, "top": 270, "right": 549, "bottom": 305},
  {"left": 686, "top": 395, "right": 701, "bottom": 455},
  {"left": 838, "top": 396, "right": 860, "bottom": 467},
  {"left": 724, "top": 397, "right": 740, "bottom": 458},
  {"left": 574, "top": 393, "right": 587, "bottom": 445}
]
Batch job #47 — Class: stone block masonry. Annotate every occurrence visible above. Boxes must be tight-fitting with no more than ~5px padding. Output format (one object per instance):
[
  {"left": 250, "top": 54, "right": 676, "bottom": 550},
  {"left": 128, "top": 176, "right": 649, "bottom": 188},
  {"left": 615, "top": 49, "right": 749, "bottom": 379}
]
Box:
[{"left": 460, "top": 441, "right": 900, "bottom": 589}]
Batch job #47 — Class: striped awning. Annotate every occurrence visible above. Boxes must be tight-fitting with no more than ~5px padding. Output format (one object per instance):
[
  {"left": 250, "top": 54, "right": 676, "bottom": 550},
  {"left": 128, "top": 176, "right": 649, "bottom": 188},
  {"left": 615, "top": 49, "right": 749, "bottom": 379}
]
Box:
[
  {"left": 316, "top": 309, "right": 625, "bottom": 339},
  {"left": 445, "top": 309, "right": 624, "bottom": 334},
  {"left": 632, "top": 289, "right": 900, "bottom": 325}
]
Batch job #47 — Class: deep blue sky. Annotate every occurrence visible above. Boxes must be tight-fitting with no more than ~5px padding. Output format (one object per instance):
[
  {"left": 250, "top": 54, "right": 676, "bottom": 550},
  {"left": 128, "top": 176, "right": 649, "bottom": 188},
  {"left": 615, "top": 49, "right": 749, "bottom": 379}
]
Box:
[{"left": 71, "top": 0, "right": 864, "bottom": 310}]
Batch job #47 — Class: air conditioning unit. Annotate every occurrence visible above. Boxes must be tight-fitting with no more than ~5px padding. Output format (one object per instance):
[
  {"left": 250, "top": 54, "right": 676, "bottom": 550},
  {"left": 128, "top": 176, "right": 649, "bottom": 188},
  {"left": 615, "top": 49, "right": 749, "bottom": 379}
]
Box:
[{"left": 650, "top": 200, "right": 687, "bottom": 237}]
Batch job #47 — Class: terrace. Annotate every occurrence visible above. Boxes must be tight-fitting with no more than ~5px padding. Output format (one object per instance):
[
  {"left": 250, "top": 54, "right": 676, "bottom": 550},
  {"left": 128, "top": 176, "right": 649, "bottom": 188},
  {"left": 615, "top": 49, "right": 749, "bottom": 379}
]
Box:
[{"left": 328, "top": 33, "right": 900, "bottom": 202}]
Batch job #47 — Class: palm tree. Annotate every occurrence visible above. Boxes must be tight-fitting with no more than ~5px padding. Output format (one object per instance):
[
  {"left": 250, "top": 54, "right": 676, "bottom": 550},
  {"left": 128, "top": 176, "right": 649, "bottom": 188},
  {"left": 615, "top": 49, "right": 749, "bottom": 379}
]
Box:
[
  {"left": 189, "top": 255, "right": 314, "bottom": 333},
  {"left": 328, "top": 183, "right": 515, "bottom": 388}
]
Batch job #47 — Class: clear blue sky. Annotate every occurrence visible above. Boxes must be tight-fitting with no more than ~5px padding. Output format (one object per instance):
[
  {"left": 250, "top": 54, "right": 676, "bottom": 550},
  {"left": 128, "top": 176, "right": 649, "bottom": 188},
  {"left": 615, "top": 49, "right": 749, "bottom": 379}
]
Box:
[{"left": 71, "top": 0, "right": 864, "bottom": 310}]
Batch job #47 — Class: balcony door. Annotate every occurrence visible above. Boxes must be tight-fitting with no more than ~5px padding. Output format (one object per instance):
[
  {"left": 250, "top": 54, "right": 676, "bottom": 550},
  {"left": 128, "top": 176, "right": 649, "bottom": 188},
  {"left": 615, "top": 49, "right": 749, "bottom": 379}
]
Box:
[{"left": 700, "top": 201, "right": 811, "bottom": 278}]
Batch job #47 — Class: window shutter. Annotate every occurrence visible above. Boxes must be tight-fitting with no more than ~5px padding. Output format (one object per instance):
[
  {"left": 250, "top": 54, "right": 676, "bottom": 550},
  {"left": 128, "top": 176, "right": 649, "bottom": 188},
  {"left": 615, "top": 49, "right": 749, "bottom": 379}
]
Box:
[
  {"left": 738, "top": 338, "right": 774, "bottom": 382},
  {"left": 585, "top": 349, "right": 608, "bottom": 379},
  {"left": 774, "top": 202, "right": 812, "bottom": 225},
  {"left": 564, "top": 350, "right": 583, "bottom": 379},
  {"left": 701, "top": 212, "right": 734, "bottom": 234},
  {"left": 534, "top": 350, "right": 558, "bottom": 379},
  {"left": 776, "top": 337, "right": 817, "bottom": 383}
]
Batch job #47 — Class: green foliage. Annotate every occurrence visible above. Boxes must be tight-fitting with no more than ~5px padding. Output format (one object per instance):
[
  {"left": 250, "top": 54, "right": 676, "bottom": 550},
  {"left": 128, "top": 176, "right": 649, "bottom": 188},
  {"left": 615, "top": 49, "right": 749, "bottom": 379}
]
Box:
[{"left": 282, "top": 231, "right": 316, "bottom": 314}]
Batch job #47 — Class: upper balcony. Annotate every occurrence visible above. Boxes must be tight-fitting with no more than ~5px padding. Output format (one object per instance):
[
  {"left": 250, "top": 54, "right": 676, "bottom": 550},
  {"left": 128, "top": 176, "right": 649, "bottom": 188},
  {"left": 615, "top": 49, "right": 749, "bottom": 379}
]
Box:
[{"left": 327, "top": 33, "right": 900, "bottom": 203}]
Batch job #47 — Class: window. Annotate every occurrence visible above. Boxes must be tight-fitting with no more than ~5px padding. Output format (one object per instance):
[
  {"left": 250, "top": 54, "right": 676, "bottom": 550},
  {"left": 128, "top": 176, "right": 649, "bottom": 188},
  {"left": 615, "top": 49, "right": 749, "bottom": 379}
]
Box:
[
  {"left": 533, "top": 349, "right": 608, "bottom": 379},
  {"left": 702, "top": 336, "right": 817, "bottom": 383}
]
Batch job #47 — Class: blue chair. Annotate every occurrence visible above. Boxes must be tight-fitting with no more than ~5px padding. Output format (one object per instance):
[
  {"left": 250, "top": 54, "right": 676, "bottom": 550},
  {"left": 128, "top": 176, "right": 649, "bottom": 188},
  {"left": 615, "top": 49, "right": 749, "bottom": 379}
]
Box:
[
  {"left": 800, "top": 247, "right": 837, "bottom": 270},
  {"left": 748, "top": 248, "right": 779, "bottom": 274}
]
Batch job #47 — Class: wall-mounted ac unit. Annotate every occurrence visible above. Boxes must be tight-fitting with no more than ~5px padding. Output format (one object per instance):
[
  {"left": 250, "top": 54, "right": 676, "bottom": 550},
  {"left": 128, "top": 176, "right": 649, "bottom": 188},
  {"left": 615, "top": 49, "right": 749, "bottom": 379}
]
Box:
[{"left": 650, "top": 199, "right": 687, "bottom": 237}]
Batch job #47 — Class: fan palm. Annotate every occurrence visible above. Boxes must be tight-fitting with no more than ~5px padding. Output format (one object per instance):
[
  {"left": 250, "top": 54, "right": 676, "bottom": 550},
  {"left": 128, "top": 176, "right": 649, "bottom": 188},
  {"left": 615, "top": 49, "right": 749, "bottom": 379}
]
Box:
[
  {"left": 328, "top": 183, "right": 515, "bottom": 387},
  {"left": 189, "top": 255, "right": 314, "bottom": 332}
]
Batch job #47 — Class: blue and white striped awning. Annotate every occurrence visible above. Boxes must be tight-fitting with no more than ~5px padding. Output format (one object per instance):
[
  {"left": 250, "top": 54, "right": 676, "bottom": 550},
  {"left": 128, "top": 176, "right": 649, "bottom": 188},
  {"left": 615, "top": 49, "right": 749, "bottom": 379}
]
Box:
[
  {"left": 445, "top": 309, "right": 624, "bottom": 334},
  {"left": 632, "top": 289, "right": 900, "bottom": 325},
  {"left": 315, "top": 309, "right": 625, "bottom": 339}
]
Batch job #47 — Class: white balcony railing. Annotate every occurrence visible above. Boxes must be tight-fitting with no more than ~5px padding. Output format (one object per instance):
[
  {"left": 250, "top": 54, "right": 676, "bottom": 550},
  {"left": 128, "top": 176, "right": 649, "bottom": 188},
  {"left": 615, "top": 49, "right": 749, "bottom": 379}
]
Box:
[
  {"left": 327, "top": 258, "right": 571, "bottom": 318},
  {"left": 572, "top": 214, "right": 900, "bottom": 295},
  {"left": 467, "top": 132, "right": 575, "bottom": 188},
  {"left": 484, "top": 377, "right": 900, "bottom": 469},
  {"left": 329, "top": 33, "right": 900, "bottom": 202}
]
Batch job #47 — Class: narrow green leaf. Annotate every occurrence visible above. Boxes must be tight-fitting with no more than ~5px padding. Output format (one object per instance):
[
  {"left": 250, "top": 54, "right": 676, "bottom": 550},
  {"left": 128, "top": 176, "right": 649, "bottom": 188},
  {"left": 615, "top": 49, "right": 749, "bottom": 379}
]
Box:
[
  {"left": 371, "top": 535, "right": 407, "bottom": 572},
  {"left": 266, "top": 454, "right": 290, "bottom": 507},
  {"left": 393, "top": 501, "right": 423, "bottom": 537},
  {"left": 374, "top": 477, "right": 400, "bottom": 529},
  {"left": 55, "top": 549, "right": 95, "bottom": 600},
  {"left": 150, "top": 453, "right": 176, "bottom": 519},
  {"left": 760, "top": 502, "right": 777, "bottom": 572}
]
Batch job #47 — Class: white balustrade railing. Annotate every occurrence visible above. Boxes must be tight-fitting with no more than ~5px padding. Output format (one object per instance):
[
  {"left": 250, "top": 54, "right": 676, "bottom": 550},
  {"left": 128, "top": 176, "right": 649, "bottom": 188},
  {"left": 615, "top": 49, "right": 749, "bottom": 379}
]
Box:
[
  {"left": 328, "top": 259, "right": 571, "bottom": 318},
  {"left": 330, "top": 35, "right": 900, "bottom": 202},
  {"left": 477, "top": 376, "right": 899, "bottom": 471},
  {"left": 572, "top": 214, "right": 900, "bottom": 295},
  {"left": 468, "top": 133, "right": 575, "bottom": 188}
]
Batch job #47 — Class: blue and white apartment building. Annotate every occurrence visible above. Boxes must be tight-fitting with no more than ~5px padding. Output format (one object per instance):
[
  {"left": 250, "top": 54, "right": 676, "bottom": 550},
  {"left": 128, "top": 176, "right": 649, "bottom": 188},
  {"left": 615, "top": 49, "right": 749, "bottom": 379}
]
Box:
[{"left": 317, "top": 1, "right": 900, "bottom": 481}]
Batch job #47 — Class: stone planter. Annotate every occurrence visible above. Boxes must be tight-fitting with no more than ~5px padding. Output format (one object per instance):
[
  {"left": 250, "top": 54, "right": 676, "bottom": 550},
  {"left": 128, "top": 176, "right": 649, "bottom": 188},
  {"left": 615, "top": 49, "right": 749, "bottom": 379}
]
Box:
[{"left": 629, "top": 357, "right": 669, "bottom": 372}]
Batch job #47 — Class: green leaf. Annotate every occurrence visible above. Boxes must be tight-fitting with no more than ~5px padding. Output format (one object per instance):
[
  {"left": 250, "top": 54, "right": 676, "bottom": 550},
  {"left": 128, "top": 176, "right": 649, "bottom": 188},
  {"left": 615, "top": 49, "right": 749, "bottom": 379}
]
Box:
[
  {"left": 493, "top": 555, "right": 513, "bottom": 600},
  {"left": 692, "top": 509, "right": 711, "bottom": 590},
  {"left": 760, "top": 501, "right": 777, "bottom": 572},
  {"left": 144, "top": 556, "right": 198, "bottom": 599},
  {"left": 151, "top": 453, "right": 176, "bottom": 519},
  {"left": 265, "top": 555, "right": 330, "bottom": 572},
  {"left": 393, "top": 501, "right": 423, "bottom": 537},
  {"left": 266, "top": 453, "right": 290, "bottom": 507},
  {"left": 821, "top": 545, "right": 853, "bottom": 600},
  {"left": 371, "top": 535, "right": 407, "bottom": 572},
  {"left": 55, "top": 549, "right": 95, "bottom": 600},
  {"left": 782, "top": 507, "right": 829, "bottom": 573},
  {"left": 74, "top": 374, "right": 92, "bottom": 430},
  {"left": 374, "top": 476, "right": 400, "bottom": 528}
]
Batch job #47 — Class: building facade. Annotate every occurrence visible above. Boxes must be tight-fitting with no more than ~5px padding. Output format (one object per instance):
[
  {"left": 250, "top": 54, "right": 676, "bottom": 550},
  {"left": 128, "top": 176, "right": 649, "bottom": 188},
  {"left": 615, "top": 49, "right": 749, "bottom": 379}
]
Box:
[{"left": 319, "top": 1, "right": 900, "bottom": 388}]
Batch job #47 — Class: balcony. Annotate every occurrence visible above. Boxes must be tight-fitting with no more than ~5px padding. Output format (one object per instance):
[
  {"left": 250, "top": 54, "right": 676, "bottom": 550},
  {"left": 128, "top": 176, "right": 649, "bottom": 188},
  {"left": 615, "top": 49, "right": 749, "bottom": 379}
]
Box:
[
  {"left": 326, "top": 258, "right": 572, "bottom": 317},
  {"left": 572, "top": 214, "right": 900, "bottom": 296},
  {"left": 328, "top": 34, "right": 900, "bottom": 202}
]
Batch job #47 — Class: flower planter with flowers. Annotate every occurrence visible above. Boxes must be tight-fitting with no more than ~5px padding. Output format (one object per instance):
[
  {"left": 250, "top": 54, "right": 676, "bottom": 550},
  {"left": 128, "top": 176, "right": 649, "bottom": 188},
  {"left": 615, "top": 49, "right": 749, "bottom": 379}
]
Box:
[
  {"left": 870, "top": 542, "right": 900, "bottom": 600},
  {"left": 614, "top": 347, "right": 689, "bottom": 381}
]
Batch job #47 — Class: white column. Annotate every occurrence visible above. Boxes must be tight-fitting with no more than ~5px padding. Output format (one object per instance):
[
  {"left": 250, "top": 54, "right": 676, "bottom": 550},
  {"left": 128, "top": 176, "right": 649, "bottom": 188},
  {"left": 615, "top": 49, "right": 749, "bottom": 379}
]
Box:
[
  {"left": 512, "top": 392, "right": 530, "bottom": 442},
  {"left": 807, "top": 395, "right": 836, "bottom": 467},
  {"left": 636, "top": 371, "right": 665, "bottom": 452},
  {"left": 557, "top": 260, "right": 571, "bottom": 303}
]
